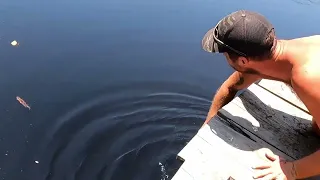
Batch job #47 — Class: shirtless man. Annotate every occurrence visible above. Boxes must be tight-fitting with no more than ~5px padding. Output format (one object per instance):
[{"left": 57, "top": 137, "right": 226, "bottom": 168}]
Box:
[{"left": 201, "top": 10, "right": 320, "bottom": 180}]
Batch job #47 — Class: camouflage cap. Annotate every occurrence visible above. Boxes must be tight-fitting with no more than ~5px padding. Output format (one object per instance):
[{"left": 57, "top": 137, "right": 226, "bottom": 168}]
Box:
[{"left": 201, "top": 10, "right": 275, "bottom": 57}]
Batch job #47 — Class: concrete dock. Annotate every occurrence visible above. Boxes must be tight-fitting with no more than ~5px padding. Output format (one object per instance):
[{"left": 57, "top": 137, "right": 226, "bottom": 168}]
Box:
[{"left": 172, "top": 80, "right": 320, "bottom": 180}]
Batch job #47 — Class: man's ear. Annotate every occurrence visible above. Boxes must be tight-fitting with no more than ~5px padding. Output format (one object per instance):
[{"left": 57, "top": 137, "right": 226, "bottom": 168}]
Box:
[{"left": 238, "top": 56, "right": 249, "bottom": 66}]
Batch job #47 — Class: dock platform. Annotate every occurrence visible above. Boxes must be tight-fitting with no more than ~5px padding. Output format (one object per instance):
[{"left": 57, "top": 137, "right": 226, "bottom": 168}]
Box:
[{"left": 172, "top": 80, "right": 320, "bottom": 180}]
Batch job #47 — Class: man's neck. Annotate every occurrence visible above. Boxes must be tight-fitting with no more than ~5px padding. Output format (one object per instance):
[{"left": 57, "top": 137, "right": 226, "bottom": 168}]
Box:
[
  {"left": 254, "top": 40, "right": 294, "bottom": 83},
  {"left": 272, "top": 39, "right": 290, "bottom": 63}
]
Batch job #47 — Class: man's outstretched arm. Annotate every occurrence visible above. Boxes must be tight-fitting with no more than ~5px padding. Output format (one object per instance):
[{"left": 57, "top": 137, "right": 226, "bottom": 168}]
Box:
[{"left": 204, "top": 71, "right": 261, "bottom": 125}]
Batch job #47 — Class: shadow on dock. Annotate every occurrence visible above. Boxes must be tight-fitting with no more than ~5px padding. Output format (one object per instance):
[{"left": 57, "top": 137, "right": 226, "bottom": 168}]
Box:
[{"left": 213, "top": 89, "right": 320, "bottom": 160}]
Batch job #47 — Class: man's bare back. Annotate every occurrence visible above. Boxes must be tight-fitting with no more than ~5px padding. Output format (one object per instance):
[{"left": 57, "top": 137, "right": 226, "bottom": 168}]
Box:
[
  {"left": 289, "top": 36, "right": 320, "bottom": 135},
  {"left": 260, "top": 35, "right": 320, "bottom": 135}
]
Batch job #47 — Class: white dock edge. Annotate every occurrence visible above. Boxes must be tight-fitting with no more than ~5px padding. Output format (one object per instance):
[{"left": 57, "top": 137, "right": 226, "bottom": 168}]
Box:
[{"left": 172, "top": 82, "right": 320, "bottom": 180}]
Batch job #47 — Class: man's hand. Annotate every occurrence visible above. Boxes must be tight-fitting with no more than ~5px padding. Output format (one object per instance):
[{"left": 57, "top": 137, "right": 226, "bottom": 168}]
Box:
[
  {"left": 252, "top": 151, "right": 297, "bottom": 180},
  {"left": 203, "top": 112, "right": 218, "bottom": 126}
]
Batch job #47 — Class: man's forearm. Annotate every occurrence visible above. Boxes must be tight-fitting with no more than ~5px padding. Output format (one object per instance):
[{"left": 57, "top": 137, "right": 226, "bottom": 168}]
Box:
[
  {"left": 293, "top": 150, "right": 320, "bottom": 179},
  {"left": 204, "top": 86, "right": 238, "bottom": 124},
  {"left": 203, "top": 71, "right": 259, "bottom": 125}
]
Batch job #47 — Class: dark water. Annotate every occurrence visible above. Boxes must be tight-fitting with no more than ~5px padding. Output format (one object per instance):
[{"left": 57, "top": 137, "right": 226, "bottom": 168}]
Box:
[{"left": 0, "top": 0, "right": 319, "bottom": 179}]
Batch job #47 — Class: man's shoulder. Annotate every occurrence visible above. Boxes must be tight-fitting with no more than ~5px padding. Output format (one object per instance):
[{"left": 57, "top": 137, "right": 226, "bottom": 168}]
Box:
[
  {"left": 291, "top": 41, "right": 320, "bottom": 81},
  {"left": 291, "top": 35, "right": 320, "bottom": 43},
  {"left": 291, "top": 64, "right": 320, "bottom": 89}
]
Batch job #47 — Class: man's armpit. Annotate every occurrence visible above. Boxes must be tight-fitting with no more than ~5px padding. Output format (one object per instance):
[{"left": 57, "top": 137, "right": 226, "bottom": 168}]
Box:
[
  {"left": 232, "top": 72, "right": 261, "bottom": 90},
  {"left": 284, "top": 82, "right": 303, "bottom": 103},
  {"left": 235, "top": 76, "right": 245, "bottom": 86}
]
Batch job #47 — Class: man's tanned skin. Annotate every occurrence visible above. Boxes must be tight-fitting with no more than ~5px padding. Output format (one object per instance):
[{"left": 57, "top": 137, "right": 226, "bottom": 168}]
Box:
[
  {"left": 204, "top": 35, "right": 320, "bottom": 179},
  {"left": 204, "top": 71, "right": 261, "bottom": 125},
  {"left": 201, "top": 10, "right": 320, "bottom": 179}
]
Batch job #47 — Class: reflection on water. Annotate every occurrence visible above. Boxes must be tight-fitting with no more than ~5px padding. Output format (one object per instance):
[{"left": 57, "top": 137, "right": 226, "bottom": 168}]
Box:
[
  {"left": 18, "top": 82, "right": 210, "bottom": 180},
  {"left": 291, "top": 0, "right": 320, "bottom": 5}
]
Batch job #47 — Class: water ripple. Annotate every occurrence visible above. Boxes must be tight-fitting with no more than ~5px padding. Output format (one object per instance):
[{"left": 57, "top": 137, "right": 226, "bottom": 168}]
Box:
[{"left": 34, "top": 81, "right": 211, "bottom": 180}]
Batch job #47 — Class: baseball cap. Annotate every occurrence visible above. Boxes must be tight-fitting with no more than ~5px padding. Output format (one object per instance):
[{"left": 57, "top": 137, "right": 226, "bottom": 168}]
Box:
[{"left": 201, "top": 10, "right": 275, "bottom": 57}]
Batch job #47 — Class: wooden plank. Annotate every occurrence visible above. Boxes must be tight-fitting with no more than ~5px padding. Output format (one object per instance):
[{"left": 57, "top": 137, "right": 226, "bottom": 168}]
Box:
[
  {"left": 173, "top": 117, "right": 320, "bottom": 180},
  {"left": 176, "top": 113, "right": 292, "bottom": 164},
  {"left": 171, "top": 164, "right": 194, "bottom": 180},
  {"left": 202, "top": 116, "right": 292, "bottom": 160},
  {"left": 177, "top": 130, "right": 209, "bottom": 162},
  {"left": 175, "top": 134, "right": 233, "bottom": 180},
  {"left": 173, "top": 83, "right": 320, "bottom": 180},
  {"left": 220, "top": 83, "right": 320, "bottom": 159},
  {"left": 172, "top": 158, "right": 228, "bottom": 180},
  {"left": 174, "top": 125, "right": 255, "bottom": 179},
  {"left": 256, "top": 79, "right": 309, "bottom": 113},
  {"left": 173, "top": 120, "right": 291, "bottom": 180}
]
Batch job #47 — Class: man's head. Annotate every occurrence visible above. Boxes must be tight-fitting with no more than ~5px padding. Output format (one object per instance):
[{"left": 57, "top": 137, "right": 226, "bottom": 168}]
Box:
[{"left": 202, "top": 10, "right": 277, "bottom": 74}]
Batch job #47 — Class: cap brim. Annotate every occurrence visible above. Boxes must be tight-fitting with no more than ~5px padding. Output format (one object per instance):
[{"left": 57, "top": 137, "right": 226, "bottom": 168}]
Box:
[{"left": 201, "top": 27, "right": 221, "bottom": 53}]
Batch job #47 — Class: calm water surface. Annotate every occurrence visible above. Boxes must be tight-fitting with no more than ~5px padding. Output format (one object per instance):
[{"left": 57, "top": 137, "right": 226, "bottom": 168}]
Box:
[{"left": 0, "top": 0, "right": 319, "bottom": 179}]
